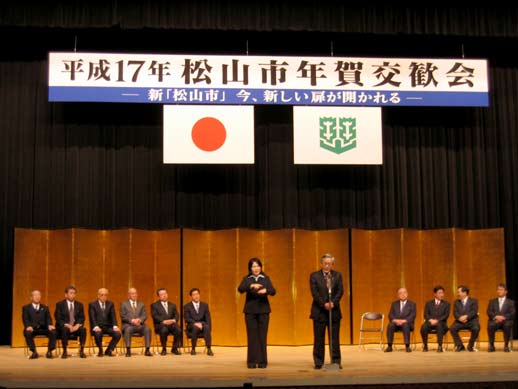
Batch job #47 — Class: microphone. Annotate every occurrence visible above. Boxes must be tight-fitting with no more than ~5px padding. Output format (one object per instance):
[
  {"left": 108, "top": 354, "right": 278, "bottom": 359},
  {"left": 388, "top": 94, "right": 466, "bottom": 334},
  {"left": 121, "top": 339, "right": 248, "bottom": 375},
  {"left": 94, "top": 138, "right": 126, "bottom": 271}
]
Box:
[{"left": 326, "top": 272, "right": 332, "bottom": 295}]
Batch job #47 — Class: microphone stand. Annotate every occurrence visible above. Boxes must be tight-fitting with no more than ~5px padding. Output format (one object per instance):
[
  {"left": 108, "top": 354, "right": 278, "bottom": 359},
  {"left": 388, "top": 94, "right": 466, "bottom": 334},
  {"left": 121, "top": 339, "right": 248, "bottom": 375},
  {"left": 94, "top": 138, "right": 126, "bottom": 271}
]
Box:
[{"left": 326, "top": 274, "right": 340, "bottom": 371}]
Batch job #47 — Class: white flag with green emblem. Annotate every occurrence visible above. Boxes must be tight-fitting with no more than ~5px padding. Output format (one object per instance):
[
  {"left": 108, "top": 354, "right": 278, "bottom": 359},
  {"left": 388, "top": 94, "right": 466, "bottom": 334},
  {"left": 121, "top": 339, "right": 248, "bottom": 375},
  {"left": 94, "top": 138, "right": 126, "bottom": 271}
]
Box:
[{"left": 293, "top": 106, "right": 382, "bottom": 164}]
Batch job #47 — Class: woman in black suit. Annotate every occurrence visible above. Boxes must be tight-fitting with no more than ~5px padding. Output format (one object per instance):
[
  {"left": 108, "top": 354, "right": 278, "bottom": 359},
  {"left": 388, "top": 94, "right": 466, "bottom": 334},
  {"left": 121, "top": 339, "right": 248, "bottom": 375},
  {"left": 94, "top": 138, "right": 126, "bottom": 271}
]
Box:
[{"left": 237, "top": 257, "right": 276, "bottom": 368}]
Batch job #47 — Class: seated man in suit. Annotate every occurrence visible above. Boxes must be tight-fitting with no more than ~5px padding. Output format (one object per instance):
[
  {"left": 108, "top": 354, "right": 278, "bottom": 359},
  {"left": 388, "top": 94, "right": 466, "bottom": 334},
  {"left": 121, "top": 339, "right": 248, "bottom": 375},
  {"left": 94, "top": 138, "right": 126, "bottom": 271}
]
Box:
[
  {"left": 151, "top": 288, "right": 182, "bottom": 356},
  {"left": 54, "top": 285, "right": 87, "bottom": 358},
  {"left": 88, "top": 288, "right": 121, "bottom": 357},
  {"left": 450, "top": 285, "right": 480, "bottom": 352},
  {"left": 420, "top": 285, "right": 450, "bottom": 352},
  {"left": 120, "top": 287, "right": 152, "bottom": 357},
  {"left": 385, "top": 287, "right": 416, "bottom": 353},
  {"left": 487, "top": 283, "right": 515, "bottom": 352},
  {"left": 184, "top": 288, "right": 213, "bottom": 356},
  {"left": 22, "top": 290, "right": 57, "bottom": 359}
]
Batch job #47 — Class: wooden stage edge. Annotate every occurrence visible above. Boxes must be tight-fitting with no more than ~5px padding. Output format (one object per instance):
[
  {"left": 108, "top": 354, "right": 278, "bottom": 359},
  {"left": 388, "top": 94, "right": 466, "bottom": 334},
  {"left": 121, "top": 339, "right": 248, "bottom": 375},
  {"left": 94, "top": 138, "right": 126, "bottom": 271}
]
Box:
[{"left": 1, "top": 344, "right": 518, "bottom": 389}]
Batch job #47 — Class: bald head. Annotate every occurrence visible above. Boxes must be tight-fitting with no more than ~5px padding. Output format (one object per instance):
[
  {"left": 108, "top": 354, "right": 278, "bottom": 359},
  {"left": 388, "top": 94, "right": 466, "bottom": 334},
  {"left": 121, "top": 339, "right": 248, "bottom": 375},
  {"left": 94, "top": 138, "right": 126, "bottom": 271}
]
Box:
[
  {"left": 30, "top": 290, "right": 41, "bottom": 304},
  {"left": 397, "top": 288, "right": 408, "bottom": 301},
  {"left": 98, "top": 288, "right": 109, "bottom": 303},
  {"left": 127, "top": 288, "right": 138, "bottom": 301}
]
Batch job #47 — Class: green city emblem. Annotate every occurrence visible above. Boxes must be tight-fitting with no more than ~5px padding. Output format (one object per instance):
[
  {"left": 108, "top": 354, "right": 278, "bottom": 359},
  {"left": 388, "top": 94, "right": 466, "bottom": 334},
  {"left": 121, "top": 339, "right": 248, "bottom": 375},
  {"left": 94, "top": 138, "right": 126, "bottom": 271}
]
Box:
[{"left": 319, "top": 117, "right": 357, "bottom": 154}]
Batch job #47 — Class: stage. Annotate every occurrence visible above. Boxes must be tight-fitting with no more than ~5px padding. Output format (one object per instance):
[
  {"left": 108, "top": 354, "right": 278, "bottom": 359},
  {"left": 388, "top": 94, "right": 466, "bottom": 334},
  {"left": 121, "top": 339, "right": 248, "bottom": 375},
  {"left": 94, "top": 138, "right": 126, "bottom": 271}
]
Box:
[{"left": 1, "top": 344, "right": 518, "bottom": 389}]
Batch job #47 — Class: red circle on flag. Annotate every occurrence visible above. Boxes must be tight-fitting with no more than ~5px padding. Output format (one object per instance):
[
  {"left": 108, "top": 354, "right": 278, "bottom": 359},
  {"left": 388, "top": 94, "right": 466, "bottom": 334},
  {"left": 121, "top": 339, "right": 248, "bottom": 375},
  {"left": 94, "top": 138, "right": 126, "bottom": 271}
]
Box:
[{"left": 191, "top": 117, "right": 227, "bottom": 152}]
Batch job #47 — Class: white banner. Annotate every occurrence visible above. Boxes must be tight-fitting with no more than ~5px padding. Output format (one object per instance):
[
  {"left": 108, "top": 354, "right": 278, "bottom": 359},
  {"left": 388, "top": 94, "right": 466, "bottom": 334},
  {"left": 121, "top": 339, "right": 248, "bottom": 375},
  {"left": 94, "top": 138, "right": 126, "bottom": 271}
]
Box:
[
  {"left": 293, "top": 106, "right": 382, "bottom": 165},
  {"left": 49, "top": 52, "right": 489, "bottom": 106},
  {"left": 163, "top": 105, "right": 254, "bottom": 164}
]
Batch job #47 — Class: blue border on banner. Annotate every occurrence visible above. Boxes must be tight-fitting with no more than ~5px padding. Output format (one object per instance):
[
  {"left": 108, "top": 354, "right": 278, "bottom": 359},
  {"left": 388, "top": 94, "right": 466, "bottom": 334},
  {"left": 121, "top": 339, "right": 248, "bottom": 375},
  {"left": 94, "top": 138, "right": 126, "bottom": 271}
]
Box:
[{"left": 48, "top": 86, "right": 489, "bottom": 107}]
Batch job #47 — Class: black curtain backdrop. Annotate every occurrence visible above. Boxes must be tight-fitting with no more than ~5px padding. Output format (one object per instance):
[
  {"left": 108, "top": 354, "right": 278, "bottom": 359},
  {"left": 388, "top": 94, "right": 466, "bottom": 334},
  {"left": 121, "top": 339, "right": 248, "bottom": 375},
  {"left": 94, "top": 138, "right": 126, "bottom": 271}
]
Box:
[{"left": 1, "top": 7, "right": 518, "bottom": 345}]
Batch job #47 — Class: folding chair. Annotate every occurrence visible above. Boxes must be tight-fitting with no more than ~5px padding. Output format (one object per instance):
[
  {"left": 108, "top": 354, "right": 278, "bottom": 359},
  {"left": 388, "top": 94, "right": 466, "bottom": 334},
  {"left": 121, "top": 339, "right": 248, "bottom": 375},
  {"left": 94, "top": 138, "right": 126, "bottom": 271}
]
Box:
[
  {"left": 183, "top": 324, "right": 207, "bottom": 354},
  {"left": 494, "top": 327, "right": 513, "bottom": 351},
  {"left": 24, "top": 334, "right": 59, "bottom": 358},
  {"left": 358, "top": 312, "right": 384, "bottom": 350}
]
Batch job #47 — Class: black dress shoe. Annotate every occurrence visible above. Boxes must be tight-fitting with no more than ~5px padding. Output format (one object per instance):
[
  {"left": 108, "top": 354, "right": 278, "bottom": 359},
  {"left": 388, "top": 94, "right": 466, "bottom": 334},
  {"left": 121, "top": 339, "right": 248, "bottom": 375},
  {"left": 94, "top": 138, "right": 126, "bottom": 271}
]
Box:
[
  {"left": 467, "top": 345, "right": 475, "bottom": 352},
  {"left": 405, "top": 346, "right": 412, "bottom": 353},
  {"left": 97, "top": 349, "right": 104, "bottom": 357},
  {"left": 488, "top": 345, "right": 496, "bottom": 352},
  {"left": 258, "top": 363, "right": 267, "bottom": 368},
  {"left": 190, "top": 349, "right": 196, "bottom": 355},
  {"left": 207, "top": 348, "right": 214, "bottom": 356},
  {"left": 145, "top": 349, "right": 153, "bottom": 356},
  {"left": 104, "top": 349, "right": 114, "bottom": 357},
  {"left": 172, "top": 348, "right": 181, "bottom": 355},
  {"left": 455, "top": 345, "right": 465, "bottom": 352},
  {"left": 160, "top": 348, "right": 167, "bottom": 356},
  {"left": 437, "top": 346, "right": 443, "bottom": 353},
  {"left": 61, "top": 352, "right": 68, "bottom": 359},
  {"left": 80, "top": 351, "right": 87, "bottom": 358},
  {"left": 504, "top": 346, "right": 511, "bottom": 352},
  {"left": 314, "top": 365, "right": 322, "bottom": 370},
  {"left": 384, "top": 346, "right": 393, "bottom": 352},
  {"left": 46, "top": 351, "right": 53, "bottom": 359},
  {"left": 125, "top": 350, "right": 131, "bottom": 357},
  {"left": 29, "top": 351, "right": 39, "bottom": 359},
  {"left": 422, "top": 345, "right": 428, "bottom": 352},
  {"left": 247, "top": 363, "right": 257, "bottom": 368}
]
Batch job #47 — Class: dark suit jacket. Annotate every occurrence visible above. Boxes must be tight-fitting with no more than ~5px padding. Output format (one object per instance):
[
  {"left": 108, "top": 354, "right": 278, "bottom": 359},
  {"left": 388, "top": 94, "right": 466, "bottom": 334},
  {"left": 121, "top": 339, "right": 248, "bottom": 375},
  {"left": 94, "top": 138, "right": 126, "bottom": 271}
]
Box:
[
  {"left": 309, "top": 270, "right": 344, "bottom": 322},
  {"left": 453, "top": 297, "right": 479, "bottom": 323},
  {"left": 237, "top": 273, "right": 276, "bottom": 314},
  {"left": 423, "top": 299, "right": 450, "bottom": 323},
  {"left": 120, "top": 300, "right": 148, "bottom": 329},
  {"left": 389, "top": 300, "right": 416, "bottom": 328},
  {"left": 54, "top": 299, "right": 85, "bottom": 329},
  {"left": 88, "top": 300, "right": 118, "bottom": 330},
  {"left": 184, "top": 301, "right": 211, "bottom": 330},
  {"left": 487, "top": 297, "right": 516, "bottom": 322},
  {"left": 22, "top": 303, "right": 53, "bottom": 329},
  {"left": 151, "top": 300, "right": 179, "bottom": 330}
]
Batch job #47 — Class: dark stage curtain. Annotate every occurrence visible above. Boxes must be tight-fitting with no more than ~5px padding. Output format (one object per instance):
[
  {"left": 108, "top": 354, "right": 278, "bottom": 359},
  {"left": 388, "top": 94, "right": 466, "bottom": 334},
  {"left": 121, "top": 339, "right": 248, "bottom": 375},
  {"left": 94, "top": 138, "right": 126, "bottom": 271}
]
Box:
[
  {"left": 1, "top": 3, "right": 518, "bottom": 37},
  {"left": 2, "top": 57, "right": 518, "bottom": 344}
]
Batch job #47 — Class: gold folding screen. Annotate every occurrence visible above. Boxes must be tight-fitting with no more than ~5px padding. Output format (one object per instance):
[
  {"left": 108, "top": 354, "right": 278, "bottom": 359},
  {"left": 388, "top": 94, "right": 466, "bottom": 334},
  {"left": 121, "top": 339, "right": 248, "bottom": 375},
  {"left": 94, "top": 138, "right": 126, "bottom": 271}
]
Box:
[
  {"left": 182, "top": 228, "right": 350, "bottom": 346},
  {"left": 351, "top": 228, "right": 506, "bottom": 343},
  {"left": 12, "top": 228, "right": 181, "bottom": 348},
  {"left": 12, "top": 227, "right": 505, "bottom": 347}
]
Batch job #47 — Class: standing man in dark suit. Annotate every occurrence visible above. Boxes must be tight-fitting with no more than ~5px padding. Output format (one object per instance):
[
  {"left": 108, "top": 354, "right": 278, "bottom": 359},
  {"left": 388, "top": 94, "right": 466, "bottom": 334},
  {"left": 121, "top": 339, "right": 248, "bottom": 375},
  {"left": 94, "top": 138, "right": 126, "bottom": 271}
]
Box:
[
  {"left": 54, "top": 285, "right": 87, "bottom": 358},
  {"left": 184, "top": 288, "right": 213, "bottom": 356},
  {"left": 450, "top": 285, "right": 480, "bottom": 352},
  {"left": 420, "top": 285, "right": 450, "bottom": 352},
  {"left": 151, "top": 288, "right": 182, "bottom": 356},
  {"left": 238, "top": 257, "right": 276, "bottom": 369},
  {"left": 309, "top": 253, "right": 344, "bottom": 369},
  {"left": 88, "top": 288, "right": 121, "bottom": 357},
  {"left": 22, "top": 290, "right": 57, "bottom": 359},
  {"left": 487, "top": 283, "right": 515, "bottom": 352},
  {"left": 120, "top": 287, "right": 152, "bottom": 357},
  {"left": 385, "top": 287, "right": 416, "bottom": 353}
]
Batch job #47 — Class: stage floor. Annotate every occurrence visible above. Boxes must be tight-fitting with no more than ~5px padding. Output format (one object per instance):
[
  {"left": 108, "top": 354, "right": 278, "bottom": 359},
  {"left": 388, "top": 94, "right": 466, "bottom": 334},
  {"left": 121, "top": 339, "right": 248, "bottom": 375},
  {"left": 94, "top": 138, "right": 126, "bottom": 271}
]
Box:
[{"left": 1, "top": 344, "right": 518, "bottom": 388}]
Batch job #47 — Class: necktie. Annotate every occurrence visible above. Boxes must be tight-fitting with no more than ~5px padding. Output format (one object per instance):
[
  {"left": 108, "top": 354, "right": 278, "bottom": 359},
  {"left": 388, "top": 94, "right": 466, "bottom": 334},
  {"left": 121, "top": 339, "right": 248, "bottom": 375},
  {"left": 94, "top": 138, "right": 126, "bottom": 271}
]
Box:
[
  {"left": 400, "top": 301, "right": 405, "bottom": 312},
  {"left": 69, "top": 303, "right": 75, "bottom": 325},
  {"left": 101, "top": 302, "right": 105, "bottom": 311},
  {"left": 499, "top": 299, "right": 504, "bottom": 311},
  {"left": 163, "top": 302, "right": 168, "bottom": 312},
  {"left": 131, "top": 301, "right": 136, "bottom": 312},
  {"left": 325, "top": 272, "right": 331, "bottom": 292},
  {"left": 435, "top": 300, "right": 440, "bottom": 306},
  {"left": 195, "top": 303, "right": 199, "bottom": 313}
]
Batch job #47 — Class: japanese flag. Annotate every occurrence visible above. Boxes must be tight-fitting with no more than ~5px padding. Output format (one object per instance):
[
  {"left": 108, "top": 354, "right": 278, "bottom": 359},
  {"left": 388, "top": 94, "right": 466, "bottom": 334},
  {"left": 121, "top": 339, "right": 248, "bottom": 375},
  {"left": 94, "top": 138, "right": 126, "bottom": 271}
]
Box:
[
  {"left": 293, "top": 106, "right": 382, "bottom": 165},
  {"left": 163, "top": 105, "right": 254, "bottom": 164}
]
